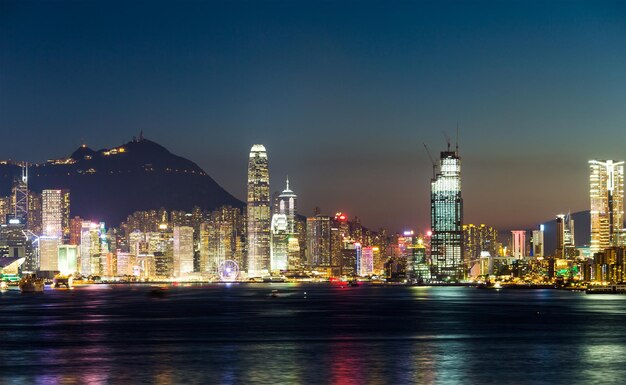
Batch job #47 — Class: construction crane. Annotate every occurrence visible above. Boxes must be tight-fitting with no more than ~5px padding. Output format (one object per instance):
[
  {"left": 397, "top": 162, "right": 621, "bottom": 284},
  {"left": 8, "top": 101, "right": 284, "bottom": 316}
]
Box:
[{"left": 423, "top": 143, "right": 437, "bottom": 178}]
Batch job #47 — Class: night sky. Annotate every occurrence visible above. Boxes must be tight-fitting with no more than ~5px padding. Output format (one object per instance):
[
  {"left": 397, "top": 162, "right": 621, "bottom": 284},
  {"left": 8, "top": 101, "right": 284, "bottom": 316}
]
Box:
[{"left": 2, "top": 0, "right": 626, "bottom": 233}]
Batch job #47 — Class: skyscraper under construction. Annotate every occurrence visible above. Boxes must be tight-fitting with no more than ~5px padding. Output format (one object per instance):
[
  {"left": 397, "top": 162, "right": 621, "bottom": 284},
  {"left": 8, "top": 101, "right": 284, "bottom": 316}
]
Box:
[{"left": 430, "top": 146, "right": 463, "bottom": 281}]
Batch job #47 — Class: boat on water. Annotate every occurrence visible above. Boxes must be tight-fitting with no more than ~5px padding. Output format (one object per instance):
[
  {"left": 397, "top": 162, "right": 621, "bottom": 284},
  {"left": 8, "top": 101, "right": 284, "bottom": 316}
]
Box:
[
  {"left": 586, "top": 284, "right": 626, "bottom": 294},
  {"left": 263, "top": 276, "right": 286, "bottom": 283},
  {"left": 347, "top": 280, "right": 360, "bottom": 287},
  {"left": 52, "top": 274, "right": 74, "bottom": 289},
  {"left": 0, "top": 281, "right": 8, "bottom": 291},
  {"left": 18, "top": 273, "right": 45, "bottom": 293}
]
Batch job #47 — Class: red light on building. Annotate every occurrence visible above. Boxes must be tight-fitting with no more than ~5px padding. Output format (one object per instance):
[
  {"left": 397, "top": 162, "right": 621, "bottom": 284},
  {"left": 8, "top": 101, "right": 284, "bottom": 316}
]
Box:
[{"left": 426, "top": 230, "right": 432, "bottom": 237}]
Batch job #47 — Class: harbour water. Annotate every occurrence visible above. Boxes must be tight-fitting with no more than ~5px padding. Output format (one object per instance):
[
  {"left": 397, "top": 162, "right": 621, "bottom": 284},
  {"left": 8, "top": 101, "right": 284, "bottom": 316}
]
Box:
[{"left": 2, "top": 284, "right": 626, "bottom": 384}]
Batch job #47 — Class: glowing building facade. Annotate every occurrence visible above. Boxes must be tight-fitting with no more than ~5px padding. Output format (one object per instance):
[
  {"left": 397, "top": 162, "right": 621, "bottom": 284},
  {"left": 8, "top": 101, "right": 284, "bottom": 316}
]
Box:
[
  {"left": 358, "top": 246, "right": 374, "bottom": 276},
  {"left": 556, "top": 213, "right": 577, "bottom": 258},
  {"left": 270, "top": 213, "right": 289, "bottom": 271},
  {"left": 58, "top": 244, "right": 78, "bottom": 275},
  {"left": 173, "top": 226, "right": 194, "bottom": 277},
  {"left": 42, "top": 189, "right": 70, "bottom": 241},
  {"left": 79, "top": 221, "right": 100, "bottom": 276},
  {"left": 247, "top": 144, "right": 271, "bottom": 276},
  {"left": 463, "top": 224, "right": 498, "bottom": 262},
  {"left": 11, "top": 164, "right": 28, "bottom": 224},
  {"left": 430, "top": 150, "right": 463, "bottom": 280},
  {"left": 271, "top": 178, "right": 298, "bottom": 272},
  {"left": 531, "top": 225, "right": 545, "bottom": 258},
  {"left": 589, "top": 160, "right": 624, "bottom": 255},
  {"left": 199, "top": 206, "right": 245, "bottom": 276},
  {"left": 277, "top": 178, "right": 297, "bottom": 234},
  {"left": 511, "top": 230, "right": 526, "bottom": 259},
  {"left": 306, "top": 215, "right": 332, "bottom": 269},
  {"left": 39, "top": 236, "right": 60, "bottom": 272}
]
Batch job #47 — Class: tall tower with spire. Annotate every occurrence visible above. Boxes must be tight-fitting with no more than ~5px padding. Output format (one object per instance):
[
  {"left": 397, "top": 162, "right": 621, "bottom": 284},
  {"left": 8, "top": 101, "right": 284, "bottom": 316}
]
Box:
[
  {"left": 278, "top": 177, "right": 297, "bottom": 234},
  {"left": 12, "top": 162, "right": 29, "bottom": 224},
  {"left": 247, "top": 144, "right": 271, "bottom": 276},
  {"left": 271, "top": 177, "right": 299, "bottom": 272}
]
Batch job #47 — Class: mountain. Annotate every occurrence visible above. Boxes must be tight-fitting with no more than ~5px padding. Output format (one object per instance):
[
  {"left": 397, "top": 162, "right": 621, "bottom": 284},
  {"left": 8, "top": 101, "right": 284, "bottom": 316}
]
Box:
[{"left": 0, "top": 137, "right": 244, "bottom": 225}]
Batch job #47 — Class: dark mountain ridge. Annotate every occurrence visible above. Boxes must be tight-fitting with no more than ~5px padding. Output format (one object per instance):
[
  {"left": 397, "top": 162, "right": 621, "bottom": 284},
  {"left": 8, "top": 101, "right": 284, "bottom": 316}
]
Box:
[{"left": 0, "top": 137, "right": 244, "bottom": 226}]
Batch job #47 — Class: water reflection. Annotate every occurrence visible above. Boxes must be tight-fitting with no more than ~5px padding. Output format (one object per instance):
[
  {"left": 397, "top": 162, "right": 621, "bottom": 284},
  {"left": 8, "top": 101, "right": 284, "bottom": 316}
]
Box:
[{"left": 3, "top": 285, "right": 626, "bottom": 384}]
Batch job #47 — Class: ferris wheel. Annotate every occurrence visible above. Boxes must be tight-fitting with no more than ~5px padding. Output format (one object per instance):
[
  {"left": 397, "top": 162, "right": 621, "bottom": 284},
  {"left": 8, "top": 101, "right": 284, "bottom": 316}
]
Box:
[{"left": 219, "top": 260, "right": 240, "bottom": 281}]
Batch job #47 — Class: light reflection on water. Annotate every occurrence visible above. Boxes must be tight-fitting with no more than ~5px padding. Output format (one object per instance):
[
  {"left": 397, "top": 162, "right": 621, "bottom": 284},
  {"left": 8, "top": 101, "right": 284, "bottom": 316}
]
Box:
[{"left": 2, "top": 285, "right": 626, "bottom": 384}]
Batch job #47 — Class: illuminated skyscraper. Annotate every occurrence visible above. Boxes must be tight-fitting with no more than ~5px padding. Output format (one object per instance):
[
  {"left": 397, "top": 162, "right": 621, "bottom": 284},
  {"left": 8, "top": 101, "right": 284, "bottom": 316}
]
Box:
[
  {"left": 11, "top": 163, "right": 28, "bottom": 224},
  {"left": 173, "top": 226, "right": 194, "bottom": 277},
  {"left": 531, "top": 225, "right": 545, "bottom": 258},
  {"left": 247, "top": 144, "right": 270, "bottom": 276},
  {"left": 27, "top": 191, "right": 42, "bottom": 235},
  {"left": 589, "top": 160, "right": 624, "bottom": 254},
  {"left": 271, "top": 178, "right": 299, "bottom": 272},
  {"left": 306, "top": 215, "right": 332, "bottom": 269},
  {"left": 556, "top": 213, "right": 577, "bottom": 258},
  {"left": 358, "top": 246, "right": 374, "bottom": 276},
  {"left": 42, "top": 189, "right": 70, "bottom": 241},
  {"left": 511, "top": 230, "right": 526, "bottom": 259},
  {"left": 270, "top": 213, "right": 288, "bottom": 271},
  {"left": 277, "top": 178, "right": 297, "bottom": 233},
  {"left": 80, "top": 221, "right": 100, "bottom": 276},
  {"left": 430, "top": 148, "right": 463, "bottom": 280}
]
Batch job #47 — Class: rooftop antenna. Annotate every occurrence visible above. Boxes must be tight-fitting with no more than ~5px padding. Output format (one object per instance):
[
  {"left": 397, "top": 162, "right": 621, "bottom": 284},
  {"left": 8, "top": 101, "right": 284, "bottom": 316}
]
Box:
[
  {"left": 286, "top": 175, "right": 290, "bottom": 190},
  {"left": 423, "top": 143, "right": 437, "bottom": 178},
  {"left": 455, "top": 123, "right": 459, "bottom": 155}
]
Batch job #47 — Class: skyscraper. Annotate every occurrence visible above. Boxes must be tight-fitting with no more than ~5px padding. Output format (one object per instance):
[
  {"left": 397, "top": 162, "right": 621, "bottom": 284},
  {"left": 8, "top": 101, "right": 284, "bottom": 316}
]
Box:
[
  {"left": 271, "top": 178, "right": 299, "bottom": 272},
  {"left": 531, "top": 225, "right": 545, "bottom": 258},
  {"left": 589, "top": 160, "right": 624, "bottom": 254},
  {"left": 247, "top": 144, "right": 271, "bottom": 276},
  {"left": 430, "top": 148, "right": 463, "bottom": 281},
  {"left": 173, "top": 226, "right": 194, "bottom": 277},
  {"left": 11, "top": 163, "right": 28, "bottom": 224},
  {"left": 306, "top": 215, "right": 332, "bottom": 269},
  {"left": 42, "top": 189, "right": 70, "bottom": 241},
  {"left": 277, "top": 178, "right": 297, "bottom": 234},
  {"left": 270, "top": 213, "right": 288, "bottom": 271},
  {"left": 556, "top": 213, "right": 577, "bottom": 258},
  {"left": 79, "top": 221, "right": 100, "bottom": 276},
  {"left": 511, "top": 230, "right": 526, "bottom": 259}
]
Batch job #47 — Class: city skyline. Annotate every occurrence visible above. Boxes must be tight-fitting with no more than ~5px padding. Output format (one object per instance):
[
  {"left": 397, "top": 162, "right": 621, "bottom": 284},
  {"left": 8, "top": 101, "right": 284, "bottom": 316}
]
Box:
[
  {"left": 1, "top": 136, "right": 624, "bottom": 235},
  {"left": 4, "top": 3, "right": 626, "bottom": 383},
  {"left": 2, "top": 1, "right": 626, "bottom": 231}
]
